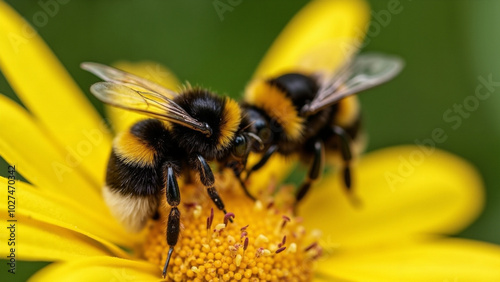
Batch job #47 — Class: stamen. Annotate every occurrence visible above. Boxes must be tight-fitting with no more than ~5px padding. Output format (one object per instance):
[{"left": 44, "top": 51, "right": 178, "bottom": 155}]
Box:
[
  {"left": 281, "top": 215, "right": 291, "bottom": 229},
  {"left": 224, "top": 212, "right": 235, "bottom": 225},
  {"left": 206, "top": 217, "right": 211, "bottom": 231},
  {"left": 243, "top": 237, "right": 249, "bottom": 251},
  {"left": 278, "top": 235, "right": 287, "bottom": 248},
  {"left": 209, "top": 208, "right": 214, "bottom": 226},
  {"left": 266, "top": 201, "right": 274, "bottom": 210},
  {"left": 206, "top": 215, "right": 212, "bottom": 241},
  {"left": 304, "top": 242, "right": 318, "bottom": 252},
  {"left": 276, "top": 246, "right": 286, "bottom": 254},
  {"left": 311, "top": 247, "right": 323, "bottom": 260}
]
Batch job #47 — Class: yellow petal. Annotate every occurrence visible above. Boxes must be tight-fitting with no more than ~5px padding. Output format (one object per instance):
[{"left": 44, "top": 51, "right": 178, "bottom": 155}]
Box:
[
  {"left": 313, "top": 276, "right": 350, "bottom": 282},
  {"left": 29, "top": 256, "right": 160, "bottom": 282},
  {"left": 316, "top": 239, "right": 500, "bottom": 282},
  {"left": 299, "top": 146, "right": 484, "bottom": 248},
  {"left": 0, "top": 2, "right": 112, "bottom": 184},
  {"left": 106, "top": 61, "right": 181, "bottom": 133},
  {"left": 253, "top": 0, "right": 369, "bottom": 78},
  {"left": 0, "top": 95, "right": 108, "bottom": 212},
  {"left": 0, "top": 212, "right": 130, "bottom": 262},
  {"left": 0, "top": 177, "right": 142, "bottom": 248}
]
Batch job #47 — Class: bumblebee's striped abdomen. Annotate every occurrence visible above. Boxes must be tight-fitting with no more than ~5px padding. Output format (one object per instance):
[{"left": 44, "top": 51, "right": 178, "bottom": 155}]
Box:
[
  {"left": 334, "top": 95, "right": 360, "bottom": 129},
  {"left": 106, "top": 150, "right": 163, "bottom": 197},
  {"left": 106, "top": 119, "right": 171, "bottom": 195},
  {"left": 113, "top": 128, "right": 157, "bottom": 168},
  {"left": 104, "top": 119, "right": 174, "bottom": 232}
]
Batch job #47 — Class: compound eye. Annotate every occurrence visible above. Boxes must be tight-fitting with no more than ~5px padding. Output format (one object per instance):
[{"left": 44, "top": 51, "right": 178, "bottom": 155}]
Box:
[
  {"left": 232, "top": 135, "right": 247, "bottom": 158},
  {"left": 255, "top": 120, "right": 272, "bottom": 143}
]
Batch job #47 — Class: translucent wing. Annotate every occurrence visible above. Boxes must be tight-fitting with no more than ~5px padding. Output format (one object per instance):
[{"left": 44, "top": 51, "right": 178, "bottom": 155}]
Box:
[
  {"left": 81, "top": 62, "right": 177, "bottom": 99},
  {"left": 301, "top": 53, "right": 404, "bottom": 116},
  {"left": 90, "top": 82, "right": 212, "bottom": 136}
]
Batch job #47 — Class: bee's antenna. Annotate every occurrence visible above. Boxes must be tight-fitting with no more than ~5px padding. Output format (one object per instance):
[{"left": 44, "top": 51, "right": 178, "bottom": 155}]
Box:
[
  {"left": 246, "top": 132, "right": 264, "bottom": 151},
  {"left": 162, "top": 246, "right": 175, "bottom": 278},
  {"left": 240, "top": 120, "right": 255, "bottom": 132}
]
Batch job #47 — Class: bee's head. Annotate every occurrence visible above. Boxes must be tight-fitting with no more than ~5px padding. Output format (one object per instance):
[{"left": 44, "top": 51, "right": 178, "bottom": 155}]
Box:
[
  {"left": 239, "top": 105, "right": 274, "bottom": 154},
  {"left": 224, "top": 131, "right": 263, "bottom": 175},
  {"left": 173, "top": 89, "right": 242, "bottom": 159},
  {"left": 221, "top": 108, "right": 270, "bottom": 175}
]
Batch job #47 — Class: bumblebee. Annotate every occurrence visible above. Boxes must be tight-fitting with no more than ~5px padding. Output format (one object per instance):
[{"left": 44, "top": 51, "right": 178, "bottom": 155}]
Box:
[
  {"left": 241, "top": 53, "right": 404, "bottom": 202},
  {"left": 81, "top": 62, "right": 259, "bottom": 277}
]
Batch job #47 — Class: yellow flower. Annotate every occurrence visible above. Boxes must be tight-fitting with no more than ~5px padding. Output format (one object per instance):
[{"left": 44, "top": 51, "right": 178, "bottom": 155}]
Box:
[{"left": 1, "top": 0, "right": 500, "bottom": 281}]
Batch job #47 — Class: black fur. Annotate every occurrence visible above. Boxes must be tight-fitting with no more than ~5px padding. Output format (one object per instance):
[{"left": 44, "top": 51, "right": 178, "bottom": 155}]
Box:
[
  {"left": 172, "top": 89, "right": 232, "bottom": 160},
  {"left": 268, "top": 73, "right": 318, "bottom": 108},
  {"left": 106, "top": 151, "right": 163, "bottom": 196},
  {"left": 106, "top": 119, "right": 182, "bottom": 197},
  {"left": 130, "top": 118, "right": 169, "bottom": 153}
]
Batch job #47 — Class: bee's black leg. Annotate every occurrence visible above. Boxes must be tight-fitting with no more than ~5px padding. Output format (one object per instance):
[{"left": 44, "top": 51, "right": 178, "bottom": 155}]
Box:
[
  {"left": 296, "top": 140, "right": 325, "bottom": 203},
  {"left": 162, "top": 166, "right": 181, "bottom": 278},
  {"left": 245, "top": 144, "right": 278, "bottom": 181},
  {"left": 196, "top": 155, "right": 232, "bottom": 222},
  {"left": 331, "top": 125, "right": 353, "bottom": 192},
  {"left": 235, "top": 171, "right": 257, "bottom": 201}
]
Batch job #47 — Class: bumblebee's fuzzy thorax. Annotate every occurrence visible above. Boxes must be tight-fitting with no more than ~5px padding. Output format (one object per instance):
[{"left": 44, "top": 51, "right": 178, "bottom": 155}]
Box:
[{"left": 172, "top": 88, "right": 241, "bottom": 159}]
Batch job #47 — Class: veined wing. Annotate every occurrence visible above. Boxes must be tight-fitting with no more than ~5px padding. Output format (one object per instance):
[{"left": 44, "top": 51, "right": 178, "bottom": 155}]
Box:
[
  {"left": 81, "top": 62, "right": 177, "bottom": 99},
  {"left": 90, "top": 82, "right": 212, "bottom": 136},
  {"left": 301, "top": 53, "right": 404, "bottom": 116}
]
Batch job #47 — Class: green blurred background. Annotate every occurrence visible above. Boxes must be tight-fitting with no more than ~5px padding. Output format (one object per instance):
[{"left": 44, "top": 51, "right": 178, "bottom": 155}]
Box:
[{"left": 1, "top": 0, "right": 499, "bottom": 280}]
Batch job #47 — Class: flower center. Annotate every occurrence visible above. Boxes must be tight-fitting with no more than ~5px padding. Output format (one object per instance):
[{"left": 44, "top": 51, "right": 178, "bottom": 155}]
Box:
[{"left": 142, "top": 175, "right": 321, "bottom": 281}]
